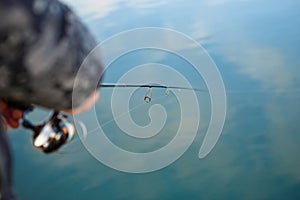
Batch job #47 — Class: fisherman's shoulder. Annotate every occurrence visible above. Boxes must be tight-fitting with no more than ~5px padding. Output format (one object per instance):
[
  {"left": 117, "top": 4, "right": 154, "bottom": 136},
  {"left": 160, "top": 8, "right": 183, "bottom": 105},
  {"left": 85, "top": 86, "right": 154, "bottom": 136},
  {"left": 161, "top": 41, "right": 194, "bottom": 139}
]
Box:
[{"left": 0, "top": 0, "right": 102, "bottom": 110}]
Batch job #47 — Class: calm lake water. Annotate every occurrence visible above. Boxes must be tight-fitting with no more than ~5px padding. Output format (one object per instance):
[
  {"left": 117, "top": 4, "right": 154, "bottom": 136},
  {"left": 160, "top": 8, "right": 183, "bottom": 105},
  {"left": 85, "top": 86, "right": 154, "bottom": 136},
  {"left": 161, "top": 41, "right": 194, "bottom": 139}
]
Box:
[{"left": 8, "top": 0, "right": 300, "bottom": 199}]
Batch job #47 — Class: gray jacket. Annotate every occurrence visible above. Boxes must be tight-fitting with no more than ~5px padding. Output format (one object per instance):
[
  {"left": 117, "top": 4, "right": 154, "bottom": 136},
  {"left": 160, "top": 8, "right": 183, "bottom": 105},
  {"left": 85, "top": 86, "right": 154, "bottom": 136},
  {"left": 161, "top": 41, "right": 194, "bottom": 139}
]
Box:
[{"left": 0, "top": 0, "right": 102, "bottom": 199}]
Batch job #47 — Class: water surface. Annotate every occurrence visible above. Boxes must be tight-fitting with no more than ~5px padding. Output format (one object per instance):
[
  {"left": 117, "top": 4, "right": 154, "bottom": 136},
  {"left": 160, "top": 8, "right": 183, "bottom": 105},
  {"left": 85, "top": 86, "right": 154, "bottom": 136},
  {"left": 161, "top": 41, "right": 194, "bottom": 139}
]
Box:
[{"left": 9, "top": 0, "right": 300, "bottom": 199}]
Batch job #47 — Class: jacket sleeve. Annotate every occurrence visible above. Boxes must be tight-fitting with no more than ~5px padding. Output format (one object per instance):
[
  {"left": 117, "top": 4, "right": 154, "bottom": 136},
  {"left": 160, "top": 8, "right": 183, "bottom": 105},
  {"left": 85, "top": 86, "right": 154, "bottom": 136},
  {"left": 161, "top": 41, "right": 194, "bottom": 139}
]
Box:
[
  {"left": 0, "top": 0, "right": 103, "bottom": 110},
  {"left": 0, "top": 122, "right": 16, "bottom": 200}
]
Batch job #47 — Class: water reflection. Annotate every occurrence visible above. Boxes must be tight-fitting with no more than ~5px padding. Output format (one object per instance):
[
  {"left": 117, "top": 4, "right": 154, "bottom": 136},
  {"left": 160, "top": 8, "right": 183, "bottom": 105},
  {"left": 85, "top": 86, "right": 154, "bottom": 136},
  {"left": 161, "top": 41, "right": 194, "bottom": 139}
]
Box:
[
  {"left": 9, "top": 0, "right": 300, "bottom": 199},
  {"left": 62, "top": 0, "right": 168, "bottom": 20}
]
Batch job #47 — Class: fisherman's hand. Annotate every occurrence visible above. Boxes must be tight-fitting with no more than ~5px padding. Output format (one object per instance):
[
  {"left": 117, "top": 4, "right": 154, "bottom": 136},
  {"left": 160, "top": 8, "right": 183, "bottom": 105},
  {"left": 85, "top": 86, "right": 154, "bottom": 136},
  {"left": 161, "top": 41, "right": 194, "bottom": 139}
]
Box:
[
  {"left": 0, "top": 90, "right": 98, "bottom": 129},
  {"left": 63, "top": 90, "right": 99, "bottom": 115},
  {"left": 0, "top": 100, "right": 25, "bottom": 129}
]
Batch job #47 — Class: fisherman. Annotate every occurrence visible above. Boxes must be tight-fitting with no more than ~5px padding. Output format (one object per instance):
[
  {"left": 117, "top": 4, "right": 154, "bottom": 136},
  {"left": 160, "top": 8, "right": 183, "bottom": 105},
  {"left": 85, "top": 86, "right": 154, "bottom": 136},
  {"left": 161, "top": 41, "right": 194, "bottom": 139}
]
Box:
[{"left": 0, "top": 0, "right": 102, "bottom": 199}]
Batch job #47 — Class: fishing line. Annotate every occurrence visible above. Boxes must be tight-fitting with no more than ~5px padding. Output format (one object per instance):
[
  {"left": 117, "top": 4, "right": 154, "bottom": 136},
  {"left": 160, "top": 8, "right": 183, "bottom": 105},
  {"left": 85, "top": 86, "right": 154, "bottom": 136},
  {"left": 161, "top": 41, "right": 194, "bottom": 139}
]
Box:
[
  {"left": 99, "top": 92, "right": 169, "bottom": 128},
  {"left": 76, "top": 92, "right": 170, "bottom": 143},
  {"left": 63, "top": 83, "right": 300, "bottom": 153},
  {"left": 80, "top": 82, "right": 206, "bottom": 136}
]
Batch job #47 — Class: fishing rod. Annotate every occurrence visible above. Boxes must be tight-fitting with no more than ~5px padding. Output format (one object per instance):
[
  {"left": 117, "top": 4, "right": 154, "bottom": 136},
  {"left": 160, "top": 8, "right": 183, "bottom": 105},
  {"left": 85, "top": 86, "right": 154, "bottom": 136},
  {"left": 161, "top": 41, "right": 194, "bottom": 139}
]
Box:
[
  {"left": 98, "top": 83, "right": 208, "bottom": 103},
  {"left": 99, "top": 83, "right": 207, "bottom": 91},
  {"left": 8, "top": 83, "right": 205, "bottom": 153}
]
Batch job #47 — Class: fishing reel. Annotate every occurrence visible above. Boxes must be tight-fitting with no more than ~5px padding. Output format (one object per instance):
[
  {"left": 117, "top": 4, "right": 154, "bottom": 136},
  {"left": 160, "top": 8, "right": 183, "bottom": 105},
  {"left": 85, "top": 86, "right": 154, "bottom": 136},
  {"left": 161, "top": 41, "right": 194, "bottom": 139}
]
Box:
[{"left": 22, "top": 107, "right": 75, "bottom": 153}]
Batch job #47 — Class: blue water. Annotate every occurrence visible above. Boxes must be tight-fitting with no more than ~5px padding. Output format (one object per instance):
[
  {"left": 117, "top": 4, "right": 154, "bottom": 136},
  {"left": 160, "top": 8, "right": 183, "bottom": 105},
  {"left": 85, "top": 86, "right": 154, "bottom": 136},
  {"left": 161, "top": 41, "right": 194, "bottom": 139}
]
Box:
[{"left": 8, "top": 0, "right": 300, "bottom": 199}]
